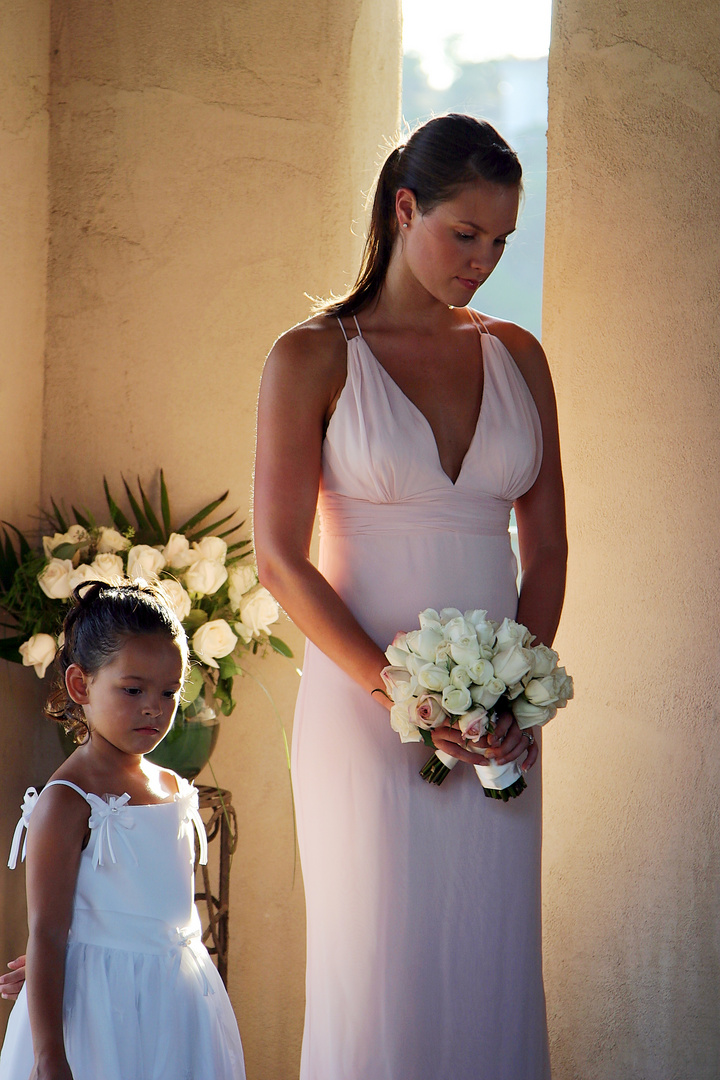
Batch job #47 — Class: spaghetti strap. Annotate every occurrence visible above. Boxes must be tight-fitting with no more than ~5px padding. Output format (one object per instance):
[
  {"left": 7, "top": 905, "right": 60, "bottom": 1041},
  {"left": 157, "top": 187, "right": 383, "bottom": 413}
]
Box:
[
  {"left": 468, "top": 308, "right": 491, "bottom": 334},
  {"left": 337, "top": 315, "right": 363, "bottom": 342},
  {"left": 44, "top": 779, "right": 90, "bottom": 800},
  {"left": 7, "top": 780, "right": 91, "bottom": 868}
]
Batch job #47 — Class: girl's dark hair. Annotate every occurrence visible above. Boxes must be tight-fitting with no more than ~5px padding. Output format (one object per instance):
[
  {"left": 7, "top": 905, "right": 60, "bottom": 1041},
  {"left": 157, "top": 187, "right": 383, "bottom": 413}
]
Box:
[
  {"left": 46, "top": 578, "right": 188, "bottom": 743},
  {"left": 318, "top": 113, "right": 522, "bottom": 318}
]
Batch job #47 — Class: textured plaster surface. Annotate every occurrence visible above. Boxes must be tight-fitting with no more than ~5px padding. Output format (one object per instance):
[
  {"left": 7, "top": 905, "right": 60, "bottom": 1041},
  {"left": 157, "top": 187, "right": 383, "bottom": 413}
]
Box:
[
  {"left": 542, "top": 2, "right": 720, "bottom": 1077},
  {"left": 0, "top": 0, "right": 59, "bottom": 1037},
  {"left": 17, "top": 1, "right": 401, "bottom": 1075}
]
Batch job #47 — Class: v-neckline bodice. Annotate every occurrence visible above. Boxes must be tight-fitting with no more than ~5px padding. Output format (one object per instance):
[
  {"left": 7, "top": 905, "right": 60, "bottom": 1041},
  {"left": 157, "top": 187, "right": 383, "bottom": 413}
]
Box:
[{"left": 351, "top": 330, "right": 486, "bottom": 487}]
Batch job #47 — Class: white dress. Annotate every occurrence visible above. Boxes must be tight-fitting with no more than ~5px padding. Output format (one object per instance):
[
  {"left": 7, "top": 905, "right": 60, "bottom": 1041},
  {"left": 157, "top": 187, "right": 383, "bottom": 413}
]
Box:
[
  {"left": 292, "top": 313, "right": 551, "bottom": 1079},
  {"left": 0, "top": 778, "right": 245, "bottom": 1080}
]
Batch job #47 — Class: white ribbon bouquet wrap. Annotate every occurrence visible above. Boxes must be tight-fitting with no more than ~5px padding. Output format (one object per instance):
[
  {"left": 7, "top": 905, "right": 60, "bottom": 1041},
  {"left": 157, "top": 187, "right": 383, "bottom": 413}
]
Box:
[{"left": 381, "top": 608, "right": 573, "bottom": 801}]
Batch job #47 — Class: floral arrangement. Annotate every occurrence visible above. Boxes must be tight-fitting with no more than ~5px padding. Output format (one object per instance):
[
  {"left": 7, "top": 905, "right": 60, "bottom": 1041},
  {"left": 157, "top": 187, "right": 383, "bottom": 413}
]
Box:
[
  {"left": 0, "top": 472, "right": 291, "bottom": 717},
  {"left": 381, "top": 607, "right": 573, "bottom": 800}
]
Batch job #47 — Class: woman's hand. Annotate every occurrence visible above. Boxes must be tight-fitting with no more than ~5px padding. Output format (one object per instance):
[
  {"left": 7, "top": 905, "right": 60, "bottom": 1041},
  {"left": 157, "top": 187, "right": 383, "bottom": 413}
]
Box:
[
  {"left": 431, "top": 710, "right": 538, "bottom": 771},
  {"left": 0, "top": 954, "right": 26, "bottom": 1000}
]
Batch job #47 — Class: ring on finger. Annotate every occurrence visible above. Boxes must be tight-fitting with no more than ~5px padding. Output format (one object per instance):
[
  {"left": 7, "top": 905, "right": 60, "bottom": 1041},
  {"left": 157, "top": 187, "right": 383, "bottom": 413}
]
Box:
[{"left": 521, "top": 730, "right": 535, "bottom": 746}]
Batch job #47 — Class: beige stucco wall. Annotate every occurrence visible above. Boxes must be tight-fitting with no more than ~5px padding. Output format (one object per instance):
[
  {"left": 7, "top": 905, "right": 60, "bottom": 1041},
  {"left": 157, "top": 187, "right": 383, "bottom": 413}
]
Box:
[
  {"left": 0, "top": 0, "right": 59, "bottom": 1038},
  {"left": 0, "top": 0, "right": 400, "bottom": 1074},
  {"left": 542, "top": 2, "right": 720, "bottom": 1077}
]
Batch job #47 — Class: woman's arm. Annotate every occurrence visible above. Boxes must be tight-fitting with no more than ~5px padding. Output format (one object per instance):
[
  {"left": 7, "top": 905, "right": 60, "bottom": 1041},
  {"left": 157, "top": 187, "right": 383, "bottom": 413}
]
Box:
[
  {"left": 24, "top": 787, "right": 88, "bottom": 1079},
  {"left": 254, "top": 321, "right": 391, "bottom": 702}
]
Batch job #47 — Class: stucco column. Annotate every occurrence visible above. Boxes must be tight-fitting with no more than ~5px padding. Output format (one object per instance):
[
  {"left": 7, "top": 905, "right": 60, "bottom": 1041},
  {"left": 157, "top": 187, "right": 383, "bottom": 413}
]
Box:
[
  {"left": 542, "top": 3, "right": 720, "bottom": 1077},
  {"left": 30, "top": 1, "right": 400, "bottom": 1075},
  {"left": 0, "top": 0, "right": 53, "bottom": 1036}
]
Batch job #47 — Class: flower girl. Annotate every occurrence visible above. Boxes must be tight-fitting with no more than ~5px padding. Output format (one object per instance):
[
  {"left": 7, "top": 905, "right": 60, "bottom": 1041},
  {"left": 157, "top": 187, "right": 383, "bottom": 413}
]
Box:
[{"left": 0, "top": 579, "right": 245, "bottom": 1080}]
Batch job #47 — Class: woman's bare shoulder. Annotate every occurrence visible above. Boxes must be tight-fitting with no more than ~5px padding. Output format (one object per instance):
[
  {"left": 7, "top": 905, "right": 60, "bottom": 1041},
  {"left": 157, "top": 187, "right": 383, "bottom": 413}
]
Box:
[
  {"left": 476, "top": 313, "right": 554, "bottom": 401},
  {"left": 267, "top": 314, "right": 346, "bottom": 373}
]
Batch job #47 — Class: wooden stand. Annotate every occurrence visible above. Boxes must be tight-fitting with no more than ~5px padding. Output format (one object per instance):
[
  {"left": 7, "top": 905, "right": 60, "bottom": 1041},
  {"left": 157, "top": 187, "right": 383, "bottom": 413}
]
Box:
[{"left": 194, "top": 785, "right": 238, "bottom": 986}]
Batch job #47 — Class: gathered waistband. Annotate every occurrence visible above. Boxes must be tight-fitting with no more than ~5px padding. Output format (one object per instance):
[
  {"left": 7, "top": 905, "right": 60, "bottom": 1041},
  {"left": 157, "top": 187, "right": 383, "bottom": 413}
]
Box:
[{"left": 318, "top": 490, "right": 512, "bottom": 537}]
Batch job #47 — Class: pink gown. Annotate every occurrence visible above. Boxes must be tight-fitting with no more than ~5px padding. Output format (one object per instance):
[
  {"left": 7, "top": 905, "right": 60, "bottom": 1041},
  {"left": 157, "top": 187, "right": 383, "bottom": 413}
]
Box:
[{"left": 292, "top": 313, "right": 551, "bottom": 1080}]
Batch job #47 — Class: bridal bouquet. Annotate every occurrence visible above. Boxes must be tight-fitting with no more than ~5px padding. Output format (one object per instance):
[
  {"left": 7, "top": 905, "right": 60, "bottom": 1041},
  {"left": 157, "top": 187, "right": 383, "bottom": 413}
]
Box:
[
  {"left": 381, "top": 608, "right": 573, "bottom": 800},
  {"left": 0, "top": 472, "right": 291, "bottom": 717}
]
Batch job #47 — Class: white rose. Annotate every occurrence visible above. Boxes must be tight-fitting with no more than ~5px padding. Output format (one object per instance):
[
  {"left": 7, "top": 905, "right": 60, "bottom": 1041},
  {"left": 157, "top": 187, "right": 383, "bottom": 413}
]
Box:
[
  {"left": 529, "top": 644, "right": 560, "bottom": 677},
  {"left": 381, "top": 666, "right": 418, "bottom": 702},
  {"left": 37, "top": 558, "right": 74, "bottom": 600},
  {"left": 90, "top": 553, "right": 124, "bottom": 582},
  {"left": 192, "top": 619, "right": 237, "bottom": 668},
  {"left": 19, "top": 633, "right": 57, "bottom": 678},
  {"left": 450, "top": 635, "right": 481, "bottom": 666},
  {"left": 470, "top": 677, "right": 505, "bottom": 710},
  {"left": 441, "top": 684, "right": 473, "bottom": 715},
  {"left": 162, "top": 533, "right": 194, "bottom": 569},
  {"left": 127, "top": 545, "right": 166, "bottom": 580},
  {"left": 524, "top": 675, "right": 561, "bottom": 707},
  {"left": 442, "top": 616, "right": 475, "bottom": 642},
  {"left": 417, "top": 663, "right": 452, "bottom": 692},
  {"left": 238, "top": 586, "right": 280, "bottom": 637},
  {"left": 405, "top": 628, "right": 444, "bottom": 662},
  {"left": 553, "top": 668, "right": 574, "bottom": 705},
  {"left": 512, "top": 697, "right": 556, "bottom": 727},
  {"left": 389, "top": 701, "right": 423, "bottom": 743},
  {"left": 96, "top": 527, "right": 130, "bottom": 554},
  {"left": 385, "top": 644, "right": 412, "bottom": 667},
  {"left": 439, "top": 607, "right": 462, "bottom": 624},
  {"left": 418, "top": 608, "right": 442, "bottom": 631},
  {"left": 411, "top": 692, "right": 446, "bottom": 729},
  {"left": 184, "top": 558, "right": 228, "bottom": 596},
  {"left": 491, "top": 644, "right": 534, "bottom": 686},
  {"left": 228, "top": 564, "right": 258, "bottom": 610},
  {"left": 68, "top": 563, "right": 102, "bottom": 591},
  {"left": 450, "top": 665, "right": 473, "bottom": 689},
  {"left": 467, "top": 658, "right": 495, "bottom": 686},
  {"left": 495, "top": 617, "right": 533, "bottom": 649},
  {"left": 160, "top": 580, "right": 192, "bottom": 622},
  {"left": 192, "top": 536, "right": 227, "bottom": 563},
  {"left": 233, "top": 621, "right": 253, "bottom": 643}
]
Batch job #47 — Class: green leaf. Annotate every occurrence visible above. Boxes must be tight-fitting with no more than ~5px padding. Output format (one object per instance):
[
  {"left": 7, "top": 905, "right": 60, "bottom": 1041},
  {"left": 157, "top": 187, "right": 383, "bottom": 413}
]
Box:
[
  {"left": 50, "top": 498, "right": 68, "bottom": 533},
  {"left": 176, "top": 492, "right": 229, "bottom": 536},
  {"left": 183, "top": 609, "right": 208, "bottom": 633},
  {"left": 269, "top": 635, "right": 293, "bottom": 658},
  {"left": 137, "top": 477, "right": 164, "bottom": 541},
  {"left": 0, "top": 529, "right": 20, "bottom": 585},
  {"left": 179, "top": 664, "right": 204, "bottom": 705},
  {"left": 215, "top": 677, "right": 235, "bottom": 716},
  {"left": 51, "top": 541, "right": 85, "bottom": 561},
  {"left": 419, "top": 728, "right": 435, "bottom": 747},
  {"left": 122, "top": 477, "right": 149, "bottom": 533},
  {"left": 71, "top": 506, "right": 92, "bottom": 530},
  {"left": 187, "top": 512, "right": 239, "bottom": 541},
  {"left": 226, "top": 539, "right": 252, "bottom": 554},
  {"left": 217, "top": 654, "right": 241, "bottom": 681},
  {"left": 2, "top": 522, "right": 31, "bottom": 561},
  {"left": 103, "top": 478, "right": 132, "bottom": 533},
  {"left": 160, "top": 470, "right": 172, "bottom": 538}
]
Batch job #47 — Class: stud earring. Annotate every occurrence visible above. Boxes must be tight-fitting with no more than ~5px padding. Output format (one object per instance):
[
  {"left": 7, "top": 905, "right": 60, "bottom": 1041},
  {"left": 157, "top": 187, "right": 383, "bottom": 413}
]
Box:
[{"left": 402, "top": 222, "right": 408, "bottom": 229}]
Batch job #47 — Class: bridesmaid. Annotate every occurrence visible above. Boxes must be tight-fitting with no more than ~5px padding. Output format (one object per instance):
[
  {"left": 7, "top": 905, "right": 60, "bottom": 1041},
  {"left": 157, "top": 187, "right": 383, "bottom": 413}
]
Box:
[{"left": 254, "top": 114, "right": 566, "bottom": 1079}]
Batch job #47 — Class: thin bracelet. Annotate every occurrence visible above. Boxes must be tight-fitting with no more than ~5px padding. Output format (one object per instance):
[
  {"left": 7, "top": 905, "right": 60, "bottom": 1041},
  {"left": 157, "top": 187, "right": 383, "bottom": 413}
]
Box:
[{"left": 371, "top": 688, "right": 390, "bottom": 701}]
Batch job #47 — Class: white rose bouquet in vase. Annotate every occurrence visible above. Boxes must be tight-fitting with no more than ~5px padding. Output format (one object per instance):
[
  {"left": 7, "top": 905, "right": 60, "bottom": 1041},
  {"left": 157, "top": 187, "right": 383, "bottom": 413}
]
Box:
[
  {"left": 381, "top": 608, "right": 573, "bottom": 801},
  {"left": 0, "top": 472, "right": 292, "bottom": 777}
]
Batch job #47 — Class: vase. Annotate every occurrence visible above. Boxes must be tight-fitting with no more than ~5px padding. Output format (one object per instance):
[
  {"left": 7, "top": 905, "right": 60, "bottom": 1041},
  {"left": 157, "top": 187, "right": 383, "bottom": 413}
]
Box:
[
  {"left": 56, "top": 688, "right": 221, "bottom": 781},
  {"left": 146, "top": 689, "right": 221, "bottom": 779}
]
